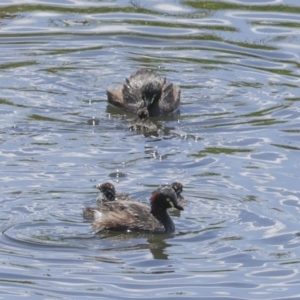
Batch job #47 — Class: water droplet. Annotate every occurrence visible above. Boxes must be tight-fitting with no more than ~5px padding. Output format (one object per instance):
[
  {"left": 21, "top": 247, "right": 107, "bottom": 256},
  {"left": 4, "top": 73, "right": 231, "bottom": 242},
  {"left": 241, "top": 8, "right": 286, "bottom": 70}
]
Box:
[
  {"left": 87, "top": 117, "right": 100, "bottom": 125},
  {"left": 109, "top": 170, "right": 126, "bottom": 178}
]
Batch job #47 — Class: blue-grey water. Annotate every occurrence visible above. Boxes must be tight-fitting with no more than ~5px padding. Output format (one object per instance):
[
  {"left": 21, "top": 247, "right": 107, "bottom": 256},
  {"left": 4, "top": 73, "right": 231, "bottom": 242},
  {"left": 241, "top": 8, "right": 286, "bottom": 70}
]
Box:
[{"left": 1, "top": 0, "right": 300, "bottom": 299}]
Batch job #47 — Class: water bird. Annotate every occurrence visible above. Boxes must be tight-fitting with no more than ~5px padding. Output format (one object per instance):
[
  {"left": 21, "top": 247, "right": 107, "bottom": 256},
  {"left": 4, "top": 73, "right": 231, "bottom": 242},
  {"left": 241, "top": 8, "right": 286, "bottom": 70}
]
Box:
[
  {"left": 170, "top": 182, "right": 187, "bottom": 207},
  {"left": 128, "top": 107, "right": 158, "bottom": 132},
  {"left": 107, "top": 68, "right": 180, "bottom": 116},
  {"left": 83, "top": 186, "right": 183, "bottom": 233},
  {"left": 95, "top": 181, "right": 185, "bottom": 207},
  {"left": 95, "top": 182, "right": 134, "bottom": 205}
]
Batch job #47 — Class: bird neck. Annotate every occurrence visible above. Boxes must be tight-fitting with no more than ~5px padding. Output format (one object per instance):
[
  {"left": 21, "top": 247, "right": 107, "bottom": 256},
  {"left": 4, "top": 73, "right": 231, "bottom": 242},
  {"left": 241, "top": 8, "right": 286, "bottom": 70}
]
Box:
[{"left": 151, "top": 207, "right": 175, "bottom": 233}]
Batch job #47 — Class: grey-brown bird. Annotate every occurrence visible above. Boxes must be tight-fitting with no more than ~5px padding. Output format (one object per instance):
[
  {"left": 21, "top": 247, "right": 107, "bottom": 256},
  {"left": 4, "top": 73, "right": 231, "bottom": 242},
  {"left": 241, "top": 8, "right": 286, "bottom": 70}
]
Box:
[
  {"left": 83, "top": 186, "right": 183, "bottom": 233},
  {"left": 107, "top": 69, "right": 180, "bottom": 116}
]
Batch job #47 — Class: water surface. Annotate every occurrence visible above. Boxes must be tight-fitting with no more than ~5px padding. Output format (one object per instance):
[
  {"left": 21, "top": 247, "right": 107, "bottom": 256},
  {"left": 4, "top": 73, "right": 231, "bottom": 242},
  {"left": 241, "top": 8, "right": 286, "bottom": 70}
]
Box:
[{"left": 1, "top": 0, "right": 300, "bottom": 299}]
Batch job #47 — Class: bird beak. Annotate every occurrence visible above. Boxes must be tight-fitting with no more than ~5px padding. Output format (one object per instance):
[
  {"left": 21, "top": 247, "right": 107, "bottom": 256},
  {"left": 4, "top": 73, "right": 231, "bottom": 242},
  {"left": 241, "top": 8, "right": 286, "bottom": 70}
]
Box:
[
  {"left": 144, "top": 95, "right": 156, "bottom": 108},
  {"left": 175, "top": 204, "right": 184, "bottom": 211}
]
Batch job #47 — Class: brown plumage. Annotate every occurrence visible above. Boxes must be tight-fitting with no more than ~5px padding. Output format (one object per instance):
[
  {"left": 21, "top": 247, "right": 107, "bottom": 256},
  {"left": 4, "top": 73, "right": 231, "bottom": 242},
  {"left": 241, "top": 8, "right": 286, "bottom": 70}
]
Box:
[
  {"left": 83, "top": 186, "right": 183, "bottom": 233},
  {"left": 171, "top": 182, "right": 187, "bottom": 207},
  {"left": 107, "top": 69, "right": 180, "bottom": 116},
  {"left": 94, "top": 182, "right": 134, "bottom": 207}
]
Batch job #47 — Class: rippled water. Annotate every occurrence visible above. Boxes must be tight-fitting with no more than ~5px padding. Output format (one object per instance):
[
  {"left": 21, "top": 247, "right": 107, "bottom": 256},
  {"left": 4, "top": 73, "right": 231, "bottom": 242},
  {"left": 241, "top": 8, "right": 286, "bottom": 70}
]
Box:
[{"left": 1, "top": 0, "right": 300, "bottom": 298}]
